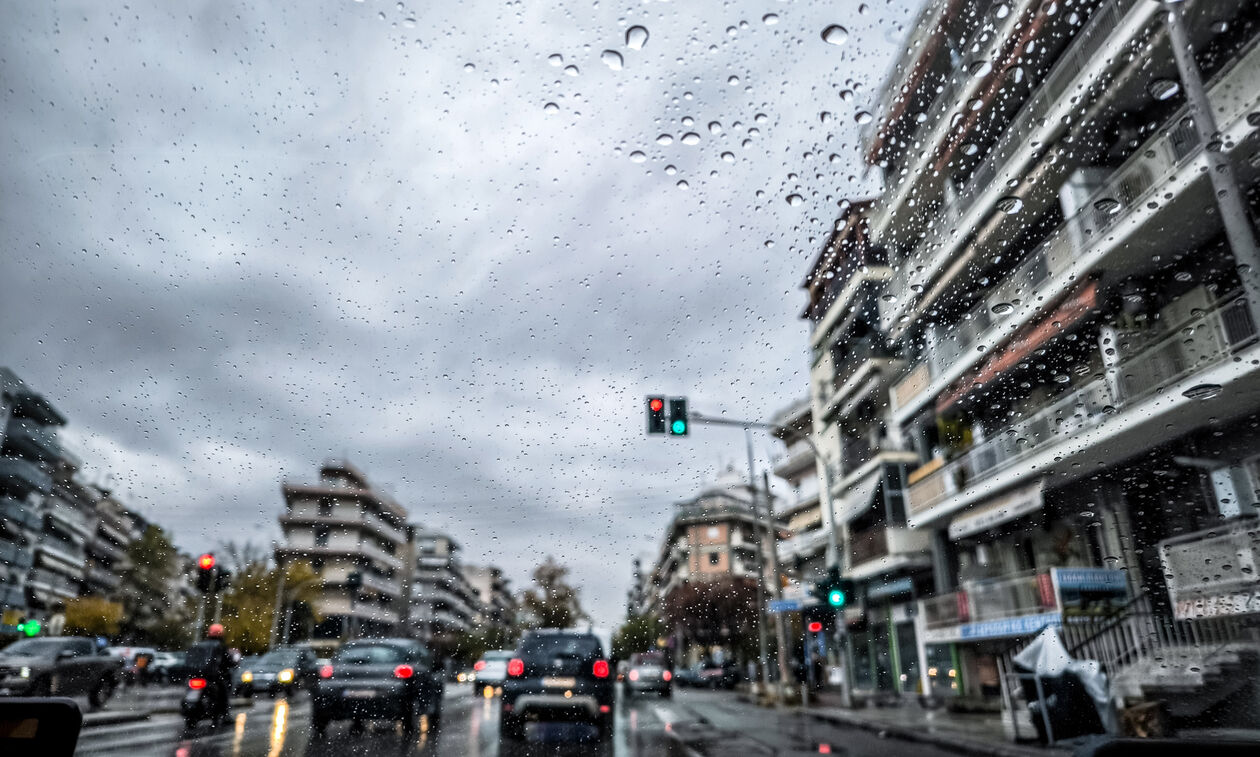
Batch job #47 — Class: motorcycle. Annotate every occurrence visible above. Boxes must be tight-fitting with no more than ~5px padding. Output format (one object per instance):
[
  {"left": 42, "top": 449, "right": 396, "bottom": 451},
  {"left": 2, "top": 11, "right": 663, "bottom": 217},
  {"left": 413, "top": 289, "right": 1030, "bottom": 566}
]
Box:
[{"left": 181, "top": 675, "right": 229, "bottom": 729}]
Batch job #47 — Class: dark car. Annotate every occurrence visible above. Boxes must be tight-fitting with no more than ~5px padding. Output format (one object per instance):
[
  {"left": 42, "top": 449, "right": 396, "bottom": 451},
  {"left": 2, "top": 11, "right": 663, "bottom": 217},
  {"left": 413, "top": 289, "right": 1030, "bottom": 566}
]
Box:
[
  {"left": 625, "top": 651, "right": 671, "bottom": 698},
  {"left": 697, "top": 660, "right": 739, "bottom": 689},
  {"left": 500, "top": 630, "right": 614, "bottom": 743},
  {"left": 239, "top": 647, "right": 319, "bottom": 697},
  {"left": 312, "top": 638, "right": 443, "bottom": 735},
  {"left": 0, "top": 637, "right": 122, "bottom": 709}
]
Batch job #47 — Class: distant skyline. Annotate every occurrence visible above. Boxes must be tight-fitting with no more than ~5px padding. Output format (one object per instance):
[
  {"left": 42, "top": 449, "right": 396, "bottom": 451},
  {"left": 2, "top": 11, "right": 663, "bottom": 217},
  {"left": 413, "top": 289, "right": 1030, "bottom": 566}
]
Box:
[{"left": 0, "top": 0, "right": 916, "bottom": 625}]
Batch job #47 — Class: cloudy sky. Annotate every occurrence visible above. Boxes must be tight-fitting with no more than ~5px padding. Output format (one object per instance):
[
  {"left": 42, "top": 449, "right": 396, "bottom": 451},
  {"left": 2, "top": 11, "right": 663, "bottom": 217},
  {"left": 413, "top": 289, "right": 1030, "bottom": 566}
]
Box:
[{"left": 1, "top": 0, "right": 915, "bottom": 625}]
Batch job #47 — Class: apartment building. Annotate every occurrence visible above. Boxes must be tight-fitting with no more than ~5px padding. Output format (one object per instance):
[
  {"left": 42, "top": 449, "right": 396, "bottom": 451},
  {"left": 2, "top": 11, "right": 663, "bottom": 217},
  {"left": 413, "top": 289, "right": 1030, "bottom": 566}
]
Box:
[
  {"left": 462, "top": 563, "right": 514, "bottom": 630},
  {"left": 409, "top": 529, "right": 482, "bottom": 643},
  {"left": 277, "top": 460, "right": 410, "bottom": 639},
  {"left": 844, "top": 0, "right": 1260, "bottom": 729}
]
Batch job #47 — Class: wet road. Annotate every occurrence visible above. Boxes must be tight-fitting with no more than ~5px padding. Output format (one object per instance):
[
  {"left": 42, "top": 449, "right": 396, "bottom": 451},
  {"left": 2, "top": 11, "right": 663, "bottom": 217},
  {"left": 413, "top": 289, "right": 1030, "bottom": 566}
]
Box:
[{"left": 77, "top": 684, "right": 959, "bottom": 756}]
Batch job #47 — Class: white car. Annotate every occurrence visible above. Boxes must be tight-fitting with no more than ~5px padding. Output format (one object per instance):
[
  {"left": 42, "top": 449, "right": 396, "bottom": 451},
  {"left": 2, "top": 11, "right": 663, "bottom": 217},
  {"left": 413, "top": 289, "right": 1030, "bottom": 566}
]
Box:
[{"left": 472, "top": 650, "right": 515, "bottom": 687}]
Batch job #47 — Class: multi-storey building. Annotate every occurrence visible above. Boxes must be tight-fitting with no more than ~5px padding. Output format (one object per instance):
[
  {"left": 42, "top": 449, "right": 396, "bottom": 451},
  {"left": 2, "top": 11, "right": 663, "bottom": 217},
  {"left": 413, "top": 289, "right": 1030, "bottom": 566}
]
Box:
[
  {"left": 841, "top": 0, "right": 1260, "bottom": 730},
  {"left": 81, "top": 489, "right": 131, "bottom": 599},
  {"left": 0, "top": 367, "right": 67, "bottom": 627},
  {"left": 277, "top": 460, "right": 410, "bottom": 639},
  {"left": 462, "top": 563, "right": 514, "bottom": 630},
  {"left": 409, "top": 529, "right": 481, "bottom": 643},
  {"left": 771, "top": 399, "right": 828, "bottom": 584}
]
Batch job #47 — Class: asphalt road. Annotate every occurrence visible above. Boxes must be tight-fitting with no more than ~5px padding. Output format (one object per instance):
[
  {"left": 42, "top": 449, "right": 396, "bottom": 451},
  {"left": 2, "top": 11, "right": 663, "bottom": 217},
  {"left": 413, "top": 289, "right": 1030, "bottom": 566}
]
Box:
[{"left": 75, "top": 684, "right": 961, "bottom": 756}]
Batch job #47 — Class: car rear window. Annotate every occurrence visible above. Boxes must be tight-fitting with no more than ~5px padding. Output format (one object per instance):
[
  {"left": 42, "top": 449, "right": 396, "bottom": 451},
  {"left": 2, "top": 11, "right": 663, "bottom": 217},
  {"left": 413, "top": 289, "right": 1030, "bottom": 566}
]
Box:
[
  {"left": 334, "top": 645, "right": 408, "bottom": 664},
  {"left": 519, "top": 634, "right": 601, "bottom": 660},
  {"left": 484, "top": 651, "right": 514, "bottom": 661},
  {"left": 630, "top": 652, "right": 664, "bottom": 666}
]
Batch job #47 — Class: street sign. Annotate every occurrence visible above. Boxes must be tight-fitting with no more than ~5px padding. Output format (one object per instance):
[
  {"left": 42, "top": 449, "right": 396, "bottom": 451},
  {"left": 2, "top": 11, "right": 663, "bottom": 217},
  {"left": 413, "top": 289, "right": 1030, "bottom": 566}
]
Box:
[{"left": 768, "top": 598, "right": 803, "bottom": 614}]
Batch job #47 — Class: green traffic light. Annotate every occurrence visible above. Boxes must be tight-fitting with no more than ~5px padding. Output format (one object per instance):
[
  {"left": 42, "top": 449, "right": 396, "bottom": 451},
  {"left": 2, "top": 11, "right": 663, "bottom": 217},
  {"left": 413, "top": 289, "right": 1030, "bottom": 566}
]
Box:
[
  {"left": 828, "top": 589, "right": 846, "bottom": 608},
  {"left": 671, "top": 419, "right": 687, "bottom": 434},
  {"left": 19, "top": 620, "right": 41, "bottom": 637}
]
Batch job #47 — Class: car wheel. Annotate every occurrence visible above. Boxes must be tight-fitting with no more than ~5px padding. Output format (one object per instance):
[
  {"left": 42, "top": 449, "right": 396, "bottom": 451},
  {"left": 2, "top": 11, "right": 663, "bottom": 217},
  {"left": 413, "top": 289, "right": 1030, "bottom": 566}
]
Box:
[
  {"left": 89, "top": 676, "right": 117, "bottom": 710},
  {"left": 661, "top": 688, "right": 672, "bottom": 699},
  {"left": 401, "top": 700, "right": 420, "bottom": 735},
  {"left": 312, "top": 711, "right": 330, "bottom": 737}
]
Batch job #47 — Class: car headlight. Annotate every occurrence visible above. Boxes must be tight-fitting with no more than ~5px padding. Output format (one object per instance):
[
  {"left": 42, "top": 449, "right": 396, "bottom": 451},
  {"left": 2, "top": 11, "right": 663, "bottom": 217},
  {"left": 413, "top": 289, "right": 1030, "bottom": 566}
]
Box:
[
  {"left": 456, "top": 672, "right": 466, "bottom": 682},
  {"left": 241, "top": 671, "right": 253, "bottom": 683},
  {"left": 19, "top": 667, "right": 31, "bottom": 679},
  {"left": 277, "top": 669, "right": 294, "bottom": 684}
]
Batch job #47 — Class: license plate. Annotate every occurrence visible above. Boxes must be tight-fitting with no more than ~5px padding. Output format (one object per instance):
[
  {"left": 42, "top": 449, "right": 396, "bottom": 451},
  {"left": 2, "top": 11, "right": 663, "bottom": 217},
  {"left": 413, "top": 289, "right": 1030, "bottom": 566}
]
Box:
[
  {"left": 343, "top": 689, "right": 376, "bottom": 698},
  {"left": 542, "top": 677, "right": 576, "bottom": 689}
]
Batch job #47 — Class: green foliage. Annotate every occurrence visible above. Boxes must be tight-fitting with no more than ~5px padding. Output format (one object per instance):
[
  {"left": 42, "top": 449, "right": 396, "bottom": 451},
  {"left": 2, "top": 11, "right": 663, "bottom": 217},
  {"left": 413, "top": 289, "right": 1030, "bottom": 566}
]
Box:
[
  {"left": 219, "top": 557, "right": 322, "bottom": 655},
  {"left": 447, "top": 625, "right": 520, "bottom": 667},
  {"left": 63, "top": 596, "right": 125, "bottom": 637},
  {"left": 612, "top": 614, "right": 666, "bottom": 660},
  {"left": 120, "top": 525, "right": 183, "bottom": 644}
]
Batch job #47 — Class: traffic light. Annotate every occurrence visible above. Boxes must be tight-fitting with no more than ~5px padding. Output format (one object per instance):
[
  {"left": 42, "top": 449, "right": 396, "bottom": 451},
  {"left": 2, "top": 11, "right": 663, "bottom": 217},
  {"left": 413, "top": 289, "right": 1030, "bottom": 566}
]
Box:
[
  {"left": 811, "top": 567, "right": 854, "bottom": 610},
  {"left": 16, "top": 617, "right": 41, "bottom": 637},
  {"left": 646, "top": 397, "right": 666, "bottom": 434},
  {"left": 803, "top": 603, "right": 834, "bottom": 634},
  {"left": 668, "top": 398, "right": 688, "bottom": 436},
  {"left": 215, "top": 568, "right": 232, "bottom": 592},
  {"left": 196, "top": 554, "right": 216, "bottom": 592},
  {"left": 807, "top": 621, "right": 823, "bottom": 633}
]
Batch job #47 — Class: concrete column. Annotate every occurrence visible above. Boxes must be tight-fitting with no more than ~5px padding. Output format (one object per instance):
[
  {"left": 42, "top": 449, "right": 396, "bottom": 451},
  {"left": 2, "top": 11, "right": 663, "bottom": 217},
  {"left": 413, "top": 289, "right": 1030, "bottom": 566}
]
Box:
[{"left": 930, "top": 529, "right": 956, "bottom": 593}]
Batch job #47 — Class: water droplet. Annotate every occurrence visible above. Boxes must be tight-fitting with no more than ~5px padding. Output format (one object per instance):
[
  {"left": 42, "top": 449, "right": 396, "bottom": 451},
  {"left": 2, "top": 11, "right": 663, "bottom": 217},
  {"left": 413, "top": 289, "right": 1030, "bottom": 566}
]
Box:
[
  {"left": 786, "top": 194, "right": 804, "bottom": 207},
  {"left": 820, "top": 111, "right": 833, "bottom": 124},
  {"left": 681, "top": 132, "right": 701, "bottom": 146},
  {"left": 601, "top": 50, "right": 624, "bottom": 70},
  {"left": 1174, "top": 271, "right": 1193, "bottom": 282},
  {"left": 1183, "top": 384, "right": 1223, "bottom": 400},
  {"left": 629, "top": 151, "right": 647, "bottom": 164},
  {"left": 991, "top": 302, "right": 1014, "bottom": 315},
  {"left": 563, "top": 65, "right": 579, "bottom": 77},
  {"left": 656, "top": 134, "right": 674, "bottom": 146},
  {"left": 727, "top": 75, "right": 740, "bottom": 86},
  {"left": 854, "top": 111, "right": 873, "bottom": 125},
  {"left": 463, "top": 63, "right": 476, "bottom": 72},
  {"left": 676, "top": 180, "right": 689, "bottom": 191},
  {"left": 762, "top": 14, "right": 780, "bottom": 26},
  {"left": 968, "top": 60, "right": 993, "bottom": 78},
  {"left": 664, "top": 165, "right": 677, "bottom": 176},
  {"left": 997, "top": 196, "right": 1024, "bottom": 214},
  {"left": 962, "top": 143, "right": 980, "bottom": 156},
  {"left": 1094, "top": 197, "right": 1121, "bottom": 215},
  {"left": 1247, "top": 112, "right": 1260, "bottom": 127},
  {"left": 1211, "top": 20, "right": 1229, "bottom": 34},
  {"left": 543, "top": 102, "right": 559, "bottom": 114},
  {"left": 548, "top": 54, "right": 564, "bottom": 67},
  {"left": 721, "top": 152, "right": 735, "bottom": 163},
  {"left": 821, "top": 25, "right": 849, "bottom": 45},
  {"left": 1148, "top": 78, "right": 1180, "bottom": 101},
  {"left": 708, "top": 121, "right": 723, "bottom": 135},
  {"left": 626, "top": 26, "right": 649, "bottom": 50}
]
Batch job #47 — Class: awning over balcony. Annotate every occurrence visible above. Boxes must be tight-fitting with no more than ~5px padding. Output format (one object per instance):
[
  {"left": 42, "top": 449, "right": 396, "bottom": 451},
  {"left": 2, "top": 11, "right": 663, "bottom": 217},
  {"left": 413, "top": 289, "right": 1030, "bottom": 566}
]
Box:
[
  {"left": 948, "top": 478, "right": 1046, "bottom": 540},
  {"left": 834, "top": 466, "right": 883, "bottom": 524},
  {"left": 937, "top": 279, "right": 1100, "bottom": 413}
]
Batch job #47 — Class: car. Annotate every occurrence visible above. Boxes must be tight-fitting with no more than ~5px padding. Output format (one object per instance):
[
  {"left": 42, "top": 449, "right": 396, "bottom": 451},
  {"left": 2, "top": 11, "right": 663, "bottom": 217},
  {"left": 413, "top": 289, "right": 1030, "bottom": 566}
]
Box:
[
  {"left": 312, "top": 638, "right": 443, "bottom": 736},
  {"left": 697, "top": 660, "right": 739, "bottom": 689},
  {"left": 150, "top": 651, "right": 187, "bottom": 684},
  {"left": 106, "top": 646, "right": 160, "bottom": 686},
  {"left": 500, "top": 629, "right": 614, "bottom": 743},
  {"left": 472, "top": 649, "right": 515, "bottom": 690},
  {"left": 625, "top": 651, "right": 671, "bottom": 697},
  {"left": 0, "top": 637, "right": 122, "bottom": 708},
  {"left": 238, "top": 647, "right": 319, "bottom": 697}
]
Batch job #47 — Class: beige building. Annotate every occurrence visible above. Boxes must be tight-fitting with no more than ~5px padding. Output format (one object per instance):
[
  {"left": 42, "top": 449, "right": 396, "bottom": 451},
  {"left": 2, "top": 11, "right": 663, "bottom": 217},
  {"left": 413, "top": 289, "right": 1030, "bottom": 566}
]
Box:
[{"left": 277, "top": 460, "right": 409, "bottom": 639}]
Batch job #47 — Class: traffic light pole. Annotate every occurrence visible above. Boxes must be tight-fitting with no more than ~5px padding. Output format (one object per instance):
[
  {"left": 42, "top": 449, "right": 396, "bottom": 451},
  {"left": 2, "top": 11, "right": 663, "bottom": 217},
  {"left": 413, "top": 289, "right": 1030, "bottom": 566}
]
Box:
[{"left": 743, "top": 428, "right": 772, "bottom": 696}]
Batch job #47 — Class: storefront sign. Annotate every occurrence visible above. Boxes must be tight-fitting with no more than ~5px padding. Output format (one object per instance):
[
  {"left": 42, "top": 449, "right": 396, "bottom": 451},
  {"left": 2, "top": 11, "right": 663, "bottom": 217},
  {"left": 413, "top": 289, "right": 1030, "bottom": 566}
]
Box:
[
  {"left": 957, "top": 611, "right": 1061, "bottom": 641},
  {"left": 1054, "top": 568, "right": 1127, "bottom": 592},
  {"left": 1174, "top": 590, "right": 1260, "bottom": 620},
  {"left": 867, "top": 576, "right": 914, "bottom": 602},
  {"left": 948, "top": 479, "right": 1045, "bottom": 539}
]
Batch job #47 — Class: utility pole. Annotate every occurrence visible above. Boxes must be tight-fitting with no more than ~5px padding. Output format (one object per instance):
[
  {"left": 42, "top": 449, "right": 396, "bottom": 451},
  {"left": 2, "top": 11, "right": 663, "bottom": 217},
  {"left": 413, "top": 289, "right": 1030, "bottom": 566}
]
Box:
[
  {"left": 269, "top": 560, "right": 287, "bottom": 650},
  {"left": 744, "top": 429, "right": 772, "bottom": 695},
  {"left": 764, "top": 470, "right": 793, "bottom": 696}
]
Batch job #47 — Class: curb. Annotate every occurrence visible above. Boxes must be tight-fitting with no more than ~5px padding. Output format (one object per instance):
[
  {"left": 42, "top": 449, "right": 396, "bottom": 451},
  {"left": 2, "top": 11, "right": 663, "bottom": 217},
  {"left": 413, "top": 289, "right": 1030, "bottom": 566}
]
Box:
[
  {"left": 83, "top": 710, "right": 152, "bottom": 729},
  {"left": 802, "top": 707, "right": 1070, "bottom": 757}
]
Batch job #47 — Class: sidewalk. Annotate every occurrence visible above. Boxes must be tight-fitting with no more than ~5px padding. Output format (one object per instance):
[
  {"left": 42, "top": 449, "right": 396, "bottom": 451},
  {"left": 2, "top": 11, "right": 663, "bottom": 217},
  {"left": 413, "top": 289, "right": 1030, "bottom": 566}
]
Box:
[{"left": 800, "top": 691, "right": 1071, "bottom": 757}]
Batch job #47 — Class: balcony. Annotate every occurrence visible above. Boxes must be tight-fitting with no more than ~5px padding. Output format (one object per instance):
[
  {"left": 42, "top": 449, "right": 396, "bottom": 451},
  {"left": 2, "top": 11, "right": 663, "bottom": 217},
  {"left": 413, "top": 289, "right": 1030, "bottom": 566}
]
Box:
[
  {"left": 27, "top": 567, "right": 79, "bottom": 599},
  {"left": 772, "top": 442, "right": 815, "bottom": 480},
  {"left": 846, "top": 525, "right": 931, "bottom": 581},
  {"left": 808, "top": 250, "right": 891, "bottom": 347},
  {"left": 908, "top": 293, "right": 1258, "bottom": 523},
  {"left": 36, "top": 537, "right": 85, "bottom": 572},
  {"left": 3, "top": 419, "right": 60, "bottom": 462},
  {"left": 279, "top": 511, "right": 406, "bottom": 545},
  {"left": 0, "top": 496, "right": 41, "bottom": 532},
  {"left": 84, "top": 564, "right": 122, "bottom": 593},
  {"left": 0, "top": 456, "right": 52, "bottom": 497},
  {"left": 881, "top": 0, "right": 1153, "bottom": 331},
  {"left": 1160, "top": 515, "right": 1260, "bottom": 621},
  {"left": 362, "top": 541, "right": 402, "bottom": 569},
  {"left": 0, "top": 539, "right": 34, "bottom": 570},
  {"left": 919, "top": 566, "right": 1127, "bottom": 643}
]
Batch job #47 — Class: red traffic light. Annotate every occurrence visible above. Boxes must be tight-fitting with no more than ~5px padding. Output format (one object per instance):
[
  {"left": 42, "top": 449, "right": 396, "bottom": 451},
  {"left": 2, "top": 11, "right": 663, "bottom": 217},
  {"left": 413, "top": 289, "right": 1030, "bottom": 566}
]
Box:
[
  {"left": 807, "top": 621, "right": 823, "bottom": 633},
  {"left": 649, "top": 398, "right": 664, "bottom": 412},
  {"left": 198, "top": 553, "right": 216, "bottom": 570}
]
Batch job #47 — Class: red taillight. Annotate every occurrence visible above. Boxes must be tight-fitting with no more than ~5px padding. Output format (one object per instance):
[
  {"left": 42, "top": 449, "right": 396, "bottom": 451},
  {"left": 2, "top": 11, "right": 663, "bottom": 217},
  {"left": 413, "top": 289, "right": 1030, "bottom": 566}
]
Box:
[
  {"left": 319, "top": 665, "right": 333, "bottom": 679},
  {"left": 599, "top": 705, "right": 611, "bottom": 713},
  {"left": 507, "top": 658, "right": 524, "bottom": 677},
  {"left": 394, "top": 664, "right": 414, "bottom": 679},
  {"left": 593, "top": 660, "right": 610, "bottom": 679},
  {"left": 188, "top": 677, "right": 207, "bottom": 690},
  {"left": 662, "top": 670, "right": 672, "bottom": 682},
  {"left": 628, "top": 669, "right": 639, "bottom": 681},
  {"left": 473, "top": 660, "right": 487, "bottom": 671}
]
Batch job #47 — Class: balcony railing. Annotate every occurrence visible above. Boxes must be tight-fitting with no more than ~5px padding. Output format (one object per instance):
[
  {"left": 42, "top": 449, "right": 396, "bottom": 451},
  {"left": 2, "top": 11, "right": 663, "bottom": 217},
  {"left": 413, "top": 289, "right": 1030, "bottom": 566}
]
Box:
[
  {"left": 909, "top": 293, "right": 1257, "bottom": 516},
  {"left": 0, "top": 457, "right": 53, "bottom": 497},
  {"left": 0, "top": 539, "right": 34, "bottom": 570},
  {"left": 4, "top": 419, "right": 61, "bottom": 461},
  {"left": 923, "top": 568, "right": 1058, "bottom": 631},
  {"left": 27, "top": 567, "right": 80, "bottom": 597},
  {"left": 1160, "top": 515, "right": 1260, "bottom": 619},
  {"left": 0, "top": 496, "right": 41, "bottom": 532},
  {"left": 85, "top": 564, "right": 122, "bottom": 592}
]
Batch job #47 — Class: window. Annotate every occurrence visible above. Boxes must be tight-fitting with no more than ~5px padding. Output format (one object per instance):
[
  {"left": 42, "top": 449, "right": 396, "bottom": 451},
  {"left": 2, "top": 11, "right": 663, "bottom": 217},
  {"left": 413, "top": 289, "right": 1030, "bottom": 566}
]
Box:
[
  {"left": 318, "top": 497, "right": 333, "bottom": 517},
  {"left": 708, "top": 552, "right": 721, "bottom": 566},
  {"left": 706, "top": 526, "right": 720, "bottom": 539},
  {"left": 314, "top": 527, "right": 329, "bottom": 547}
]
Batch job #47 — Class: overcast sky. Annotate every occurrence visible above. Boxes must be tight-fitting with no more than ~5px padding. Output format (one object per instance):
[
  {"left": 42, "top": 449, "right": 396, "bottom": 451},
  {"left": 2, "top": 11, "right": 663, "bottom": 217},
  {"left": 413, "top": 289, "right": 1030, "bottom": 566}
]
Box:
[{"left": 1, "top": 0, "right": 915, "bottom": 626}]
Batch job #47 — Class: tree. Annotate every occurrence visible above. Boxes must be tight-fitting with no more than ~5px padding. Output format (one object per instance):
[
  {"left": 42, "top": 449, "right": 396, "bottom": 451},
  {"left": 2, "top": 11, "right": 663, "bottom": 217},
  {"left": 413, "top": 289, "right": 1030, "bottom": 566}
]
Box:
[
  {"left": 119, "top": 525, "right": 182, "bottom": 644},
  {"left": 662, "top": 576, "right": 760, "bottom": 659},
  {"left": 63, "top": 597, "right": 124, "bottom": 637},
  {"left": 447, "top": 625, "right": 520, "bottom": 668},
  {"left": 612, "top": 613, "right": 667, "bottom": 660},
  {"left": 518, "top": 556, "right": 586, "bottom": 630},
  {"left": 219, "top": 558, "right": 322, "bottom": 654}
]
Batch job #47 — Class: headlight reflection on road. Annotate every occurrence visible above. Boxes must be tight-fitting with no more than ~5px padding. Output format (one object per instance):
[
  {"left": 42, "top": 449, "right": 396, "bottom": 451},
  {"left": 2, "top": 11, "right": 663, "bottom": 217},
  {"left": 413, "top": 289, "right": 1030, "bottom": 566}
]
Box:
[
  {"left": 230, "top": 711, "right": 247, "bottom": 757},
  {"left": 267, "top": 699, "right": 288, "bottom": 757}
]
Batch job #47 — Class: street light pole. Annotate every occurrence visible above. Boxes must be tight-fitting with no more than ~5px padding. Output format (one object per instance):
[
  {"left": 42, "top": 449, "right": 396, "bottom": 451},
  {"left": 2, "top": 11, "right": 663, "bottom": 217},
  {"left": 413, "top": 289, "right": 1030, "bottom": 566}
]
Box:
[{"left": 744, "top": 429, "right": 772, "bottom": 695}]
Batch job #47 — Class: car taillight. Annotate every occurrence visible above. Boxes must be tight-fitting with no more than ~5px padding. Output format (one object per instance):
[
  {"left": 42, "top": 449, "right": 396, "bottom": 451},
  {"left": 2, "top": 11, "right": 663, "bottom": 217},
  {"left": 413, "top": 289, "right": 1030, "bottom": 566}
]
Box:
[
  {"left": 319, "top": 665, "right": 333, "bottom": 679},
  {"left": 474, "top": 660, "right": 487, "bottom": 671},
  {"left": 393, "top": 664, "right": 414, "bottom": 679},
  {"left": 628, "top": 669, "right": 639, "bottom": 681},
  {"left": 662, "top": 670, "right": 672, "bottom": 682},
  {"left": 507, "top": 658, "right": 524, "bottom": 677},
  {"left": 592, "top": 660, "right": 610, "bottom": 679},
  {"left": 188, "top": 678, "right": 207, "bottom": 690}
]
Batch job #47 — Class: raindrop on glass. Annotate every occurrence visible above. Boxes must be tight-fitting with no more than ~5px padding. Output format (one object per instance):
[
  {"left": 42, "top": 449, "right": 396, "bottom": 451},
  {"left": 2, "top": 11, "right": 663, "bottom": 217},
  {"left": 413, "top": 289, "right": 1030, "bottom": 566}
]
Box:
[
  {"left": 821, "top": 25, "right": 848, "bottom": 45},
  {"left": 656, "top": 134, "right": 674, "bottom": 146},
  {"left": 786, "top": 194, "right": 804, "bottom": 207},
  {"left": 996, "top": 196, "right": 1024, "bottom": 215},
  {"left": 601, "top": 50, "right": 624, "bottom": 70},
  {"left": 1148, "top": 78, "right": 1180, "bottom": 101},
  {"left": 854, "top": 111, "right": 873, "bottom": 125},
  {"left": 762, "top": 14, "right": 780, "bottom": 26},
  {"left": 543, "top": 102, "right": 559, "bottom": 114},
  {"left": 629, "top": 151, "right": 647, "bottom": 164},
  {"left": 1183, "top": 384, "right": 1223, "bottom": 400},
  {"left": 1094, "top": 198, "right": 1121, "bottom": 215},
  {"left": 626, "top": 26, "right": 649, "bottom": 50},
  {"left": 991, "top": 302, "right": 1015, "bottom": 315},
  {"left": 681, "top": 133, "right": 701, "bottom": 146}
]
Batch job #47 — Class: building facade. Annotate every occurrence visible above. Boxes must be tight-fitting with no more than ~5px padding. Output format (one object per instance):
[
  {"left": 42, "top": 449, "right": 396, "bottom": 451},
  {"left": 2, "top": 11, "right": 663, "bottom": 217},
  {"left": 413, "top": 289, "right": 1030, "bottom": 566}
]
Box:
[
  {"left": 277, "top": 460, "right": 410, "bottom": 639},
  {"left": 462, "top": 563, "right": 514, "bottom": 631},
  {"left": 409, "top": 529, "right": 482, "bottom": 644},
  {"left": 794, "top": 0, "right": 1260, "bottom": 732}
]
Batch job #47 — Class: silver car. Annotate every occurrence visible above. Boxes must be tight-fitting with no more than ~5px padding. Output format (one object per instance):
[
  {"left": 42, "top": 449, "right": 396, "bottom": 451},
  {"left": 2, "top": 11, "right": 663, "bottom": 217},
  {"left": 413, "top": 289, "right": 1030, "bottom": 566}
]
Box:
[{"left": 625, "top": 651, "right": 671, "bottom": 698}]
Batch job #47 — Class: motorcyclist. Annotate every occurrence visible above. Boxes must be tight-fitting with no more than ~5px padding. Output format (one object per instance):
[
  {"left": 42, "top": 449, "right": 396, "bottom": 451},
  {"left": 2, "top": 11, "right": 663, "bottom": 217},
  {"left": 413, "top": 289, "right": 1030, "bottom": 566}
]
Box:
[{"left": 186, "top": 624, "right": 234, "bottom": 721}]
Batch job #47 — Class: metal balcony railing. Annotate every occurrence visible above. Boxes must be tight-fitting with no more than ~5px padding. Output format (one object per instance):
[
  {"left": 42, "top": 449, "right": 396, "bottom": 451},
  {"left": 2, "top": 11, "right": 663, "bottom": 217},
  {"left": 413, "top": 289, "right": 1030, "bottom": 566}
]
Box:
[
  {"left": 923, "top": 568, "right": 1058, "bottom": 630},
  {"left": 0, "top": 539, "right": 34, "bottom": 570},
  {"left": 1160, "top": 515, "right": 1260, "bottom": 616},
  {"left": 0, "top": 457, "right": 53, "bottom": 497},
  {"left": 909, "top": 292, "right": 1258, "bottom": 516},
  {"left": 0, "top": 496, "right": 41, "bottom": 532}
]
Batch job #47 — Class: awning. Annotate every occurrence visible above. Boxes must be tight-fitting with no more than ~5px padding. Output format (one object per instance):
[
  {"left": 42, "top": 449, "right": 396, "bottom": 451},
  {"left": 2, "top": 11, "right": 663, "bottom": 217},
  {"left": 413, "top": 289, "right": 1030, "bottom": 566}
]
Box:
[
  {"left": 833, "top": 466, "right": 884, "bottom": 524},
  {"left": 948, "top": 479, "right": 1046, "bottom": 540},
  {"left": 937, "top": 279, "right": 1100, "bottom": 413}
]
